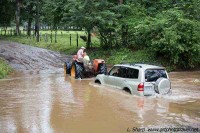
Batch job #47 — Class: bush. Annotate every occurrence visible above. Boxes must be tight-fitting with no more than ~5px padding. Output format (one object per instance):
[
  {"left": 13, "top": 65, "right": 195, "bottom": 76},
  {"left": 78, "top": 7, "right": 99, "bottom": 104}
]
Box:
[
  {"left": 89, "top": 48, "right": 157, "bottom": 65},
  {"left": 0, "top": 58, "right": 12, "bottom": 79},
  {"left": 129, "top": 9, "right": 200, "bottom": 68}
]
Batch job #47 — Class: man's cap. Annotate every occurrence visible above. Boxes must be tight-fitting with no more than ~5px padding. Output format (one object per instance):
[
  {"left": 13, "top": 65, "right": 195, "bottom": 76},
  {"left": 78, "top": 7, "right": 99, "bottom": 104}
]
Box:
[{"left": 81, "top": 46, "right": 86, "bottom": 49}]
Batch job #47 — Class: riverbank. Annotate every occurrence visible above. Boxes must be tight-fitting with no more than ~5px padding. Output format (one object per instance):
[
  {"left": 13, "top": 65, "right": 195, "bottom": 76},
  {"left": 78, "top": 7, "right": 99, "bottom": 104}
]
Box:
[{"left": 0, "top": 58, "right": 12, "bottom": 79}]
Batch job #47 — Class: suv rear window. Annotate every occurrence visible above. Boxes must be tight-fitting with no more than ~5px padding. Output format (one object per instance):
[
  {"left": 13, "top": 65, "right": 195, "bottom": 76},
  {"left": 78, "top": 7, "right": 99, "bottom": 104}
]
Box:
[{"left": 145, "top": 69, "right": 167, "bottom": 82}]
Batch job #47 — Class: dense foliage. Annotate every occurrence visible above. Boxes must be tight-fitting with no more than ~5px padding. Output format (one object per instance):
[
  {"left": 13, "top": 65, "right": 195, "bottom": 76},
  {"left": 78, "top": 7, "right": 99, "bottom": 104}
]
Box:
[
  {"left": 0, "top": 0, "right": 199, "bottom": 69},
  {"left": 62, "top": 0, "right": 130, "bottom": 48},
  {"left": 125, "top": 0, "right": 200, "bottom": 68},
  {"left": 128, "top": 9, "right": 200, "bottom": 68},
  {"left": 0, "top": 0, "right": 15, "bottom": 29}
]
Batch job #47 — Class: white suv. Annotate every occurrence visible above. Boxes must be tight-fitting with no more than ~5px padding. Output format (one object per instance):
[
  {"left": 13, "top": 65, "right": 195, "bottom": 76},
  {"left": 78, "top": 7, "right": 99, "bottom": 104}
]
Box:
[{"left": 94, "top": 64, "right": 171, "bottom": 96}]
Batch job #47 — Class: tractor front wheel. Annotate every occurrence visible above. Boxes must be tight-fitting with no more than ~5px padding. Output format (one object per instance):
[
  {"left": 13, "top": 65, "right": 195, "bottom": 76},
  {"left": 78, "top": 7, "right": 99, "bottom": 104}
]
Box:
[{"left": 64, "top": 62, "right": 71, "bottom": 74}]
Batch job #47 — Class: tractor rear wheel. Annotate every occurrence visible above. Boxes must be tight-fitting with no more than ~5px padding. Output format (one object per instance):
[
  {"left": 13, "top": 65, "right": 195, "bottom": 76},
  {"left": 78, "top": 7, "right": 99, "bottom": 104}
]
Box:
[
  {"left": 70, "top": 62, "right": 84, "bottom": 79},
  {"left": 98, "top": 63, "right": 107, "bottom": 75}
]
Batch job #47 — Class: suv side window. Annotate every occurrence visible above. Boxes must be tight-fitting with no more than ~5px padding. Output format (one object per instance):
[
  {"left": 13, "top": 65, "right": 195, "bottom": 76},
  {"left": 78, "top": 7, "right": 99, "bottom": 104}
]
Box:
[
  {"left": 118, "top": 67, "right": 139, "bottom": 79},
  {"left": 145, "top": 69, "right": 167, "bottom": 82}
]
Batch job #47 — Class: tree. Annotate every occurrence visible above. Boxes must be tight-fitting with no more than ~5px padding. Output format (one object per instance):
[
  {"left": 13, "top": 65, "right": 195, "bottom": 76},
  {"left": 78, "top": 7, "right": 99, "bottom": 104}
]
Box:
[
  {"left": 63, "top": 0, "right": 97, "bottom": 48},
  {"left": 15, "top": 0, "right": 23, "bottom": 35},
  {"left": 22, "top": 0, "right": 35, "bottom": 36},
  {"left": 175, "top": 0, "right": 200, "bottom": 20},
  {"left": 42, "top": 0, "right": 67, "bottom": 30},
  {"left": 0, "top": 0, "right": 15, "bottom": 31},
  {"left": 63, "top": 0, "right": 130, "bottom": 48},
  {"left": 116, "top": 0, "right": 200, "bottom": 68},
  {"left": 96, "top": 1, "right": 121, "bottom": 48},
  {"left": 35, "top": 0, "right": 39, "bottom": 42}
]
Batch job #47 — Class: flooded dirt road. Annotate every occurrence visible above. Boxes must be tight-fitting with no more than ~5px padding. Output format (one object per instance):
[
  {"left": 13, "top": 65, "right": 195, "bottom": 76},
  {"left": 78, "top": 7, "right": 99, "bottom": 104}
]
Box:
[{"left": 0, "top": 70, "right": 199, "bottom": 133}]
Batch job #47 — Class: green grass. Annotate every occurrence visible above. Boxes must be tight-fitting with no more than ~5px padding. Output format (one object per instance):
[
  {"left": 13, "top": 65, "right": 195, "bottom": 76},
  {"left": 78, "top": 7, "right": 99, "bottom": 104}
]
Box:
[
  {"left": 1, "top": 30, "right": 100, "bottom": 55},
  {"left": 0, "top": 58, "right": 12, "bottom": 79}
]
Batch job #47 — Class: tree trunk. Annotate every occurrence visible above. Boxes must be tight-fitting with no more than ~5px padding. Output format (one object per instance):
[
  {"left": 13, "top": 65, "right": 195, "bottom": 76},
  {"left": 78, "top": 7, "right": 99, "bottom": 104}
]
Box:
[
  {"left": 4, "top": 26, "right": 8, "bottom": 35},
  {"left": 87, "top": 30, "right": 91, "bottom": 48},
  {"left": 15, "top": 0, "right": 20, "bottom": 35},
  {"left": 27, "top": 18, "right": 32, "bottom": 36},
  {"left": 119, "top": 0, "right": 123, "bottom": 4},
  {"left": 27, "top": 3, "right": 33, "bottom": 36},
  {"left": 35, "top": 0, "right": 39, "bottom": 42},
  {"left": 99, "top": 32, "right": 108, "bottom": 48}
]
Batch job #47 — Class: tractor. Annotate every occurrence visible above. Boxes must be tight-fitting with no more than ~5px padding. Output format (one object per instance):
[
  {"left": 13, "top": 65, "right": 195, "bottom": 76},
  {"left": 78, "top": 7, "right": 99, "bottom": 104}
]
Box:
[{"left": 64, "top": 55, "right": 107, "bottom": 79}]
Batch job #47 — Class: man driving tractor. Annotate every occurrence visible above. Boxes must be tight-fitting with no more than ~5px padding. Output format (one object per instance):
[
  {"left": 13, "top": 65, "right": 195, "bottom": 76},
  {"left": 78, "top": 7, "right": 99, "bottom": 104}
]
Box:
[
  {"left": 77, "top": 46, "right": 86, "bottom": 62},
  {"left": 77, "top": 46, "right": 90, "bottom": 67}
]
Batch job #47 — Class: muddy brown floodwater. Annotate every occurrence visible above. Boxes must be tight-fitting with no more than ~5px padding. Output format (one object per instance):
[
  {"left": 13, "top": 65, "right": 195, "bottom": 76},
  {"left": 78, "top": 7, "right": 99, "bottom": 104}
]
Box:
[{"left": 0, "top": 69, "right": 200, "bottom": 133}]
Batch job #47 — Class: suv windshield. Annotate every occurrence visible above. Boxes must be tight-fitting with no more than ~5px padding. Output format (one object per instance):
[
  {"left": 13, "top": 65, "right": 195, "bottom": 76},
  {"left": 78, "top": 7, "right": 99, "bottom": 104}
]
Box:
[{"left": 145, "top": 69, "right": 167, "bottom": 82}]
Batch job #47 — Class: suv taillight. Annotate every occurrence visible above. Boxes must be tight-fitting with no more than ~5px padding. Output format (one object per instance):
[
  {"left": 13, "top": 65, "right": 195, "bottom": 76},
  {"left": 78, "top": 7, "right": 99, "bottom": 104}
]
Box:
[{"left": 137, "top": 83, "right": 144, "bottom": 92}]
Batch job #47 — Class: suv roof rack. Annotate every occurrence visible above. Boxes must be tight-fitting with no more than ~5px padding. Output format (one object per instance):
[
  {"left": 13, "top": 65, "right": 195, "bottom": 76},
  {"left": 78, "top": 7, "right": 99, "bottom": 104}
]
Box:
[
  {"left": 120, "top": 62, "right": 163, "bottom": 67},
  {"left": 120, "top": 62, "right": 142, "bottom": 68}
]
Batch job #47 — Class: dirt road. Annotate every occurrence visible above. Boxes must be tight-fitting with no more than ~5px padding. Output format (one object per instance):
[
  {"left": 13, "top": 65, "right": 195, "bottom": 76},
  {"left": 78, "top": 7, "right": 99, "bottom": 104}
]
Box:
[{"left": 0, "top": 40, "right": 71, "bottom": 70}]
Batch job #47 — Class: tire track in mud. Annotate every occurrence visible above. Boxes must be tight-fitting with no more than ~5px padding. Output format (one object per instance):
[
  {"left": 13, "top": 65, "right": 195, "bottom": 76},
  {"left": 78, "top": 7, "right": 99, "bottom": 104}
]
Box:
[{"left": 0, "top": 40, "right": 72, "bottom": 71}]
